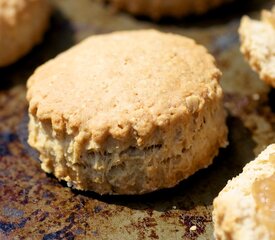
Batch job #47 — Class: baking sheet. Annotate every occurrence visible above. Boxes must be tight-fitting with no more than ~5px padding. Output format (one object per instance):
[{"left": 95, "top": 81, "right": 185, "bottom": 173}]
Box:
[{"left": 0, "top": 0, "right": 275, "bottom": 239}]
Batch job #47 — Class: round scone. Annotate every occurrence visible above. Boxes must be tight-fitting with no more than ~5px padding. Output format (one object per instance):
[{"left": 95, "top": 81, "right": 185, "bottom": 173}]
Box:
[
  {"left": 27, "top": 30, "right": 228, "bottom": 195},
  {"left": 0, "top": 0, "right": 51, "bottom": 67},
  {"left": 239, "top": 7, "right": 275, "bottom": 87},
  {"left": 108, "top": 0, "right": 233, "bottom": 20},
  {"left": 213, "top": 144, "right": 275, "bottom": 240}
]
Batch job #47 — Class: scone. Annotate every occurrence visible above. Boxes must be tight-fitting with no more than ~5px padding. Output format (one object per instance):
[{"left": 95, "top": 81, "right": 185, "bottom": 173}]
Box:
[
  {"left": 213, "top": 144, "right": 275, "bottom": 240},
  {"left": 108, "top": 0, "right": 232, "bottom": 20},
  {"left": 239, "top": 7, "right": 275, "bottom": 87},
  {"left": 27, "top": 30, "right": 228, "bottom": 195},
  {"left": 0, "top": 0, "right": 51, "bottom": 67}
]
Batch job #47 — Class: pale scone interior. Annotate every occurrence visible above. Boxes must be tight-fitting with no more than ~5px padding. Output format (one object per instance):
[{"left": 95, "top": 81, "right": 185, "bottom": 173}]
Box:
[{"left": 213, "top": 144, "right": 275, "bottom": 240}]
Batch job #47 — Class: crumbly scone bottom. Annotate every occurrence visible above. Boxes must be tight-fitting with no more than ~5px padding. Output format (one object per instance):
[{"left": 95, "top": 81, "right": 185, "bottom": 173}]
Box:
[{"left": 28, "top": 99, "right": 227, "bottom": 195}]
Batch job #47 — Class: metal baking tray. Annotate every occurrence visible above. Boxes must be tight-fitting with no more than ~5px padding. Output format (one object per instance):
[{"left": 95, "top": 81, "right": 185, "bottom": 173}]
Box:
[{"left": 0, "top": 0, "right": 274, "bottom": 239}]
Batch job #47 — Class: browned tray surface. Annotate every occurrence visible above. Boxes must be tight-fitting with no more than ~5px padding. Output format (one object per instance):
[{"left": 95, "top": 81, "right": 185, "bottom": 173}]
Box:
[{"left": 0, "top": 0, "right": 275, "bottom": 239}]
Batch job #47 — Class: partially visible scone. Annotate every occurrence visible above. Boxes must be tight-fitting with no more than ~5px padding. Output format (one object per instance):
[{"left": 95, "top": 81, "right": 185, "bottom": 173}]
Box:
[
  {"left": 213, "top": 144, "right": 275, "bottom": 240},
  {"left": 239, "top": 7, "right": 275, "bottom": 87},
  {"left": 27, "top": 30, "right": 228, "bottom": 195},
  {"left": 108, "top": 0, "right": 232, "bottom": 20},
  {"left": 0, "top": 0, "right": 51, "bottom": 67}
]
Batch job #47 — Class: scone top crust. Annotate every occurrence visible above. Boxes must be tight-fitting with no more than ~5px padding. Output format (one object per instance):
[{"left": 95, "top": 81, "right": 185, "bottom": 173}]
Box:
[
  {"left": 239, "top": 7, "right": 275, "bottom": 87},
  {"left": 27, "top": 30, "right": 221, "bottom": 149}
]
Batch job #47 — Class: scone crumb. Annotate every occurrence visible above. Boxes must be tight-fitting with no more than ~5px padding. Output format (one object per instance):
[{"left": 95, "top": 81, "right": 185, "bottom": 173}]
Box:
[
  {"left": 67, "top": 181, "right": 73, "bottom": 188},
  {"left": 190, "top": 225, "right": 197, "bottom": 231},
  {"left": 252, "top": 93, "right": 260, "bottom": 101}
]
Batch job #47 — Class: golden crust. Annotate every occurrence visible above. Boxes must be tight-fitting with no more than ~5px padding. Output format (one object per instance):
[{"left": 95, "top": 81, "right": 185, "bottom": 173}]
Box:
[
  {"left": 27, "top": 30, "right": 228, "bottom": 194},
  {"left": 0, "top": 0, "right": 51, "bottom": 67},
  {"left": 28, "top": 30, "right": 223, "bottom": 146},
  {"left": 109, "top": 0, "right": 232, "bottom": 19},
  {"left": 239, "top": 7, "right": 275, "bottom": 88}
]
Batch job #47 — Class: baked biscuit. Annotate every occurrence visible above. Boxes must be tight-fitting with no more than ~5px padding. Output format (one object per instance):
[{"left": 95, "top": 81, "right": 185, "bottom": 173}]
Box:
[
  {"left": 239, "top": 7, "right": 275, "bottom": 87},
  {"left": 27, "top": 30, "right": 228, "bottom": 195},
  {"left": 0, "top": 0, "right": 51, "bottom": 67},
  {"left": 108, "top": 0, "right": 232, "bottom": 20},
  {"left": 213, "top": 144, "right": 275, "bottom": 240}
]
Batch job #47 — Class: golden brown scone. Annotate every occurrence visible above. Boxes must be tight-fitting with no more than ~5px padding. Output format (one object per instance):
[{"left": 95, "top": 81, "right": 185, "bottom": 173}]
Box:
[
  {"left": 213, "top": 144, "right": 275, "bottom": 240},
  {"left": 108, "top": 0, "right": 232, "bottom": 20},
  {"left": 239, "top": 7, "right": 275, "bottom": 87},
  {"left": 0, "top": 0, "right": 51, "bottom": 67},
  {"left": 27, "top": 30, "right": 228, "bottom": 195}
]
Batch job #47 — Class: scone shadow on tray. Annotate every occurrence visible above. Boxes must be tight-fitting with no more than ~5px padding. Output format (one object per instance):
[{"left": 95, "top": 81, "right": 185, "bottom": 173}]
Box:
[
  {"left": 0, "top": 9, "right": 75, "bottom": 90},
  {"left": 18, "top": 110, "right": 255, "bottom": 212}
]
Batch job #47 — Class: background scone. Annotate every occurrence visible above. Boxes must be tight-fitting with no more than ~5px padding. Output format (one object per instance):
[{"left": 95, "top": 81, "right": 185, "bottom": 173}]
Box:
[
  {"left": 108, "top": 0, "right": 233, "bottom": 20},
  {"left": 0, "top": 0, "right": 51, "bottom": 67},
  {"left": 213, "top": 144, "right": 275, "bottom": 240},
  {"left": 27, "top": 30, "right": 228, "bottom": 195},
  {"left": 239, "top": 7, "right": 275, "bottom": 87}
]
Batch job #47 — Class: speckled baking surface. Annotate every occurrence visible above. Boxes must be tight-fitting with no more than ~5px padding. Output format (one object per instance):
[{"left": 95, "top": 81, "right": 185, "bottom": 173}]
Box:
[{"left": 0, "top": 0, "right": 275, "bottom": 239}]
